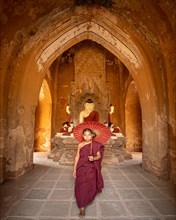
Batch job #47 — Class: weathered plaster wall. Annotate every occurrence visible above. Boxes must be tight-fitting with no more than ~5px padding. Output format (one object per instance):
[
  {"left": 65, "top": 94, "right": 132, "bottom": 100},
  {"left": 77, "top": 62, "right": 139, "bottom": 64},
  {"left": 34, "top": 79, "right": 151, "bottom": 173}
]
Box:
[
  {"left": 0, "top": 0, "right": 175, "bottom": 183},
  {"left": 125, "top": 81, "right": 142, "bottom": 152},
  {"left": 106, "top": 53, "right": 121, "bottom": 127},
  {"left": 72, "top": 41, "right": 109, "bottom": 124},
  {"left": 56, "top": 51, "right": 75, "bottom": 130}
]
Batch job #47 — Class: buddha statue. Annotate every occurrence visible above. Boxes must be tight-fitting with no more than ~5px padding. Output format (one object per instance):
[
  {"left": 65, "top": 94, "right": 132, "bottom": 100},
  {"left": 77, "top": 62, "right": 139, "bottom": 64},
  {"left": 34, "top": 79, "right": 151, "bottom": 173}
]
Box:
[
  {"left": 79, "top": 99, "right": 99, "bottom": 123},
  {"left": 108, "top": 104, "right": 114, "bottom": 123},
  {"left": 66, "top": 104, "right": 71, "bottom": 123}
]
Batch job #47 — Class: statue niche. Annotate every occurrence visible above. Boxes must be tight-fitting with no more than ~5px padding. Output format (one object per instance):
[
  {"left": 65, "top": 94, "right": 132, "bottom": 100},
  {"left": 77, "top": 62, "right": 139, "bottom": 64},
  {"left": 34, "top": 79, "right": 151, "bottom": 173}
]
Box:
[{"left": 70, "top": 80, "right": 109, "bottom": 124}]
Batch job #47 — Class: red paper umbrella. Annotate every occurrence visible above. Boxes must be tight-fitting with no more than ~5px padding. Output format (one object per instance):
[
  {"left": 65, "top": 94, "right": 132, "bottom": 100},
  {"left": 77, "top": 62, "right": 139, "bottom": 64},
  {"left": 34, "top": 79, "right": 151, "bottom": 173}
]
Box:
[{"left": 73, "top": 121, "right": 111, "bottom": 144}]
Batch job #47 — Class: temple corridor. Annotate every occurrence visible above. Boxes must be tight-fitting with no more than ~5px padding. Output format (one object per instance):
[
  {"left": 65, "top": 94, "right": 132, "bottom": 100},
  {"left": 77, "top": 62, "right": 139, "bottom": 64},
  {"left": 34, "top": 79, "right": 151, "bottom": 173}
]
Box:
[
  {"left": 1, "top": 0, "right": 176, "bottom": 219},
  {"left": 0, "top": 152, "right": 175, "bottom": 220}
]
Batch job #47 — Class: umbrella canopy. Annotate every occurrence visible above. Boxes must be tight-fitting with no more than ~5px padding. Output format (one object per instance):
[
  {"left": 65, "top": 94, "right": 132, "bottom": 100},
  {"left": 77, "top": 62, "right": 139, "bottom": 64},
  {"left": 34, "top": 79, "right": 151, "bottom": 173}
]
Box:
[{"left": 73, "top": 121, "right": 111, "bottom": 144}]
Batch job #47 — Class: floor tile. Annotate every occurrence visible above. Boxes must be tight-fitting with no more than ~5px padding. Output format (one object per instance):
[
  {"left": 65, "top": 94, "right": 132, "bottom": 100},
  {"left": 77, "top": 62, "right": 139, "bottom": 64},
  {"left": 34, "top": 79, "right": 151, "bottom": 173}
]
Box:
[
  {"left": 126, "top": 174, "right": 146, "bottom": 181},
  {"left": 96, "top": 188, "right": 119, "bottom": 200},
  {"left": 33, "top": 180, "right": 56, "bottom": 189},
  {"left": 150, "top": 199, "right": 176, "bottom": 215},
  {"left": 150, "top": 180, "right": 175, "bottom": 188},
  {"left": 8, "top": 200, "right": 44, "bottom": 216},
  {"left": 139, "top": 188, "right": 168, "bottom": 199},
  {"left": 132, "top": 180, "right": 155, "bottom": 188},
  {"left": 4, "top": 218, "right": 36, "bottom": 220},
  {"left": 41, "top": 174, "right": 59, "bottom": 180},
  {"left": 25, "top": 189, "right": 51, "bottom": 200},
  {"left": 131, "top": 218, "right": 162, "bottom": 220},
  {"left": 55, "top": 181, "right": 74, "bottom": 189},
  {"left": 103, "top": 180, "right": 114, "bottom": 188},
  {"left": 118, "top": 189, "right": 143, "bottom": 200},
  {"left": 124, "top": 200, "right": 158, "bottom": 216},
  {"left": 40, "top": 201, "right": 70, "bottom": 217},
  {"left": 113, "top": 180, "right": 135, "bottom": 188},
  {"left": 47, "top": 168, "right": 63, "bottom": 174},
  {"left": 98, "top": 201, "right": 128, "bottom": 217},
  {"left": 49, "top": 189, "right": 73, "bottom": 200},
  {"left": 58, "top": 174, "right": 75, "bottom": 181},
  {"left": 110, "top": 174, "right": 128, "bottom": 180}
]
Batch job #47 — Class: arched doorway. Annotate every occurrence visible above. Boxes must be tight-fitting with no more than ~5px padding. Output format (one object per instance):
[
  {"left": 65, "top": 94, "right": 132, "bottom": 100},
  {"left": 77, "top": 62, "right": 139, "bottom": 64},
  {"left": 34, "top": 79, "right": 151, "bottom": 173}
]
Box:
[
  {"left": 125, "top": 81, "right": 142, "bottom": 152},
  {"left": 4, "top": 5, "right": 169, "bottom": 181},
  {"left": 34, "top": 79, "right": 52, "bottom": 152}
]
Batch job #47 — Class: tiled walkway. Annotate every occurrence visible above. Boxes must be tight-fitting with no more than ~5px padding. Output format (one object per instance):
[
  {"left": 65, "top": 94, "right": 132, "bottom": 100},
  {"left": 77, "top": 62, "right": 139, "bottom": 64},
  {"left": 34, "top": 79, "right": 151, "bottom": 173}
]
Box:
[{"left": 0, "top": 153, "right": 176, "bottom": 220}]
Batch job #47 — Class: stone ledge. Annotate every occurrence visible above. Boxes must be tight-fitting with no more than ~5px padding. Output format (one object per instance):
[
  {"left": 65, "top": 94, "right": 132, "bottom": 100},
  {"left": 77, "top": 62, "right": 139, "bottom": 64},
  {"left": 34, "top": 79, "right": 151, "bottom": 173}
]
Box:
[{"left": 48, "top": 135, "right": 132, "bottom": 166}]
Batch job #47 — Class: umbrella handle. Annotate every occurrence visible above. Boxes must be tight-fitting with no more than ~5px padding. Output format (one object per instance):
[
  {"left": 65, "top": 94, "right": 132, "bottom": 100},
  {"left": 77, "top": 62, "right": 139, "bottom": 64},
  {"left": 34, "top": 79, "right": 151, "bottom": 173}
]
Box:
[{"left": 90, "top": 141, "right": 93, "bottom": 155}]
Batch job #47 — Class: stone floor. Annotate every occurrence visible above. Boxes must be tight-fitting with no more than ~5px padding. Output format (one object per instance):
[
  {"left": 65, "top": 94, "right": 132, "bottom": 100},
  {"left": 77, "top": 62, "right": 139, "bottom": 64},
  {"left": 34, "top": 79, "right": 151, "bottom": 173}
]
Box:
[{"left": 0, "top": 152, "right": 176, "bottom": 220}]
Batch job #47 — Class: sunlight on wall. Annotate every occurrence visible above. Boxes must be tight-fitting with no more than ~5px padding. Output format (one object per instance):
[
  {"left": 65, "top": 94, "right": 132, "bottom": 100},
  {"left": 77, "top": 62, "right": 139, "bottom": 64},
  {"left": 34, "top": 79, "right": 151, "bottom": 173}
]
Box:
[{"left": 34, "top": 79, "right": 52, "bottom": 152}]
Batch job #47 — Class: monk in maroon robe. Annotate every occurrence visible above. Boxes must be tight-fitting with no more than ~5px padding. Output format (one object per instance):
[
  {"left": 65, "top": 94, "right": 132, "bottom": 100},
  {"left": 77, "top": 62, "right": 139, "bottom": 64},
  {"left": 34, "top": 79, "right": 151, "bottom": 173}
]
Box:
[
  {"left": 73, "top": 128, "right": 104, "bottom": 217},
  {"left": 60, "top": 122, "right": 69, "bottom": 135}
]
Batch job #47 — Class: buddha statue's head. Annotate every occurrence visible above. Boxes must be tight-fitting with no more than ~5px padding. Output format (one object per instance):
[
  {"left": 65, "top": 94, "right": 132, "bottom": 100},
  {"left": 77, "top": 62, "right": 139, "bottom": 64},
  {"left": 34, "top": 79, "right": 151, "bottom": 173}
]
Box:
[
  {"left": 66, "top": 104, "right": 70, "bottom": 114},
  {"left": 109, "top": 104, "right": 114, "bottom": 114},
  {"left": 84, "top": 99, "right": 95, "bottom": 112}
]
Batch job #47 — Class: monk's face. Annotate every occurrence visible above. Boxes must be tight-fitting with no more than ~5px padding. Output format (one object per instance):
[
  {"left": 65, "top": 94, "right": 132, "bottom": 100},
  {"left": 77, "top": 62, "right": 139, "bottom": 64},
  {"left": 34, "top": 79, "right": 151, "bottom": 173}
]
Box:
[{"left": 82, "top": 131, "right": 92, "bottom": 142}]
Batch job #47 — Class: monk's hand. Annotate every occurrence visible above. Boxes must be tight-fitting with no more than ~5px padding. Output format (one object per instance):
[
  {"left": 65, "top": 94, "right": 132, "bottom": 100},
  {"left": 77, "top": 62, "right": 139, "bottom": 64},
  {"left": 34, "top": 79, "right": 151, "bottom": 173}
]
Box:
[
  {"left": 73, "top": 170, "right": 76, "bottom": 178},
  {"left": 88, "top": 156, "right": 94, "bottom": 161}
]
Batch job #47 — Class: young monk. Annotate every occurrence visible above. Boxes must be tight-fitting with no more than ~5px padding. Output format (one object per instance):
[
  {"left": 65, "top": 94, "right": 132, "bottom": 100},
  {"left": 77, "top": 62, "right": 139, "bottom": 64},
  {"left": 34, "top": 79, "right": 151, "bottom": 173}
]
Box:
[{"left": 73, "top": 128, "right": 104, "bottom": 217}]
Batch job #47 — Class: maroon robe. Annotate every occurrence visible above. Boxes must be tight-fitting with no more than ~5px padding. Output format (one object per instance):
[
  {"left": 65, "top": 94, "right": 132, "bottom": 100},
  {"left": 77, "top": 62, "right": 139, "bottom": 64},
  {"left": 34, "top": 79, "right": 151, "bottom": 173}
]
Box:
[
  {"left": 108, "top": 113, "right": 112, "bottom": 124},
  {"left": 75, "top": 141, "right": 104, "bottom": 208},
  {"left": 67, "top": 114, "right": 71, "bottom": 123},
  {"left": 84, "top": 110, "right": 99, "bottom": 122},
  {"left": 60, "top": 127, "right": 68, "bottom": 133},
  {"left": 60, "top": 127, "right": 70, "bottom": 136}
]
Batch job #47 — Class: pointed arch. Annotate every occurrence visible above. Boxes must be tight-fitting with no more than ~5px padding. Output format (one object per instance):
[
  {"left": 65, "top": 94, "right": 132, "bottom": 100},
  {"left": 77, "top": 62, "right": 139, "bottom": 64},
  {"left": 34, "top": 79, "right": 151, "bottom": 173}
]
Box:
[{"left": 5, "top": 5, "right": 169, "bottom": 179}]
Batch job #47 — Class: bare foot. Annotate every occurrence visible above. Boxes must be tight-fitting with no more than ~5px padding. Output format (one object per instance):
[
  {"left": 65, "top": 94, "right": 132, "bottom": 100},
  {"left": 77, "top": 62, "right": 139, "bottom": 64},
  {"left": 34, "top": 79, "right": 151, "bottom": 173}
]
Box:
[{"left": 78, "top": 207, "right": 85, "bottom": 217}]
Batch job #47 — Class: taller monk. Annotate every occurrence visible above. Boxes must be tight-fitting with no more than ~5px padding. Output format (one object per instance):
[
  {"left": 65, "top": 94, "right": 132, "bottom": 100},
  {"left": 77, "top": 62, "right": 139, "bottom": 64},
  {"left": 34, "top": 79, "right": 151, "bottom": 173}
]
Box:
[{"left": 79, "top": 99, "right": 99, "bottom": 123}]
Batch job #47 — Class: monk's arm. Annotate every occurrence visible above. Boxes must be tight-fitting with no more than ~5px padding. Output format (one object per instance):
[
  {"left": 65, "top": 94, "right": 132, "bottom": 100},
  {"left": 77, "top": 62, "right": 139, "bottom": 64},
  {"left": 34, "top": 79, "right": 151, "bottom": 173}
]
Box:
[
  {"left": 93, "top": 151, "right": 101, "bottom": 161},
  {"left": 88, "top": 150, "right": 102, "bottom": 161},
  {"left": 73, "top": 144, "right": 81, "bottom": 177}
]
